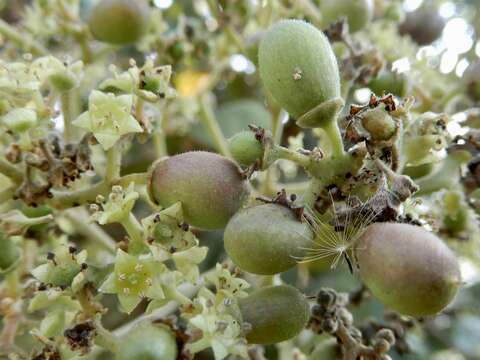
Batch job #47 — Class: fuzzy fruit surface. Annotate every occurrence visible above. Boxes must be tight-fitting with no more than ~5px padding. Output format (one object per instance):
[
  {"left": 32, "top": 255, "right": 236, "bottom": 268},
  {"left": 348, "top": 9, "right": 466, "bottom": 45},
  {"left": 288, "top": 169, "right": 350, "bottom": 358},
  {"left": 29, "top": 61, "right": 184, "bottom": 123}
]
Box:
[
  {"left": 356, "top": 223, "right": 461, "bottom": 316},
  {"left": 148, "top": 151, "right": 249, "bottom": 230},
  {"left": 258, "top": 20, "right": 340, "bottom": 119},
  {"left": 319, "top": 0, "right": 374, "bottom": 32},
  {"left": 228, "top": 131, "right": 264, "bottom": 166},
  {"left": 88, "top": 0, "right": 149, "bottom": 45},
  {"left": 116, "top": 323, "right": 177, "bottom": 360},
  {"left": 224, "top": 203, "right": 312, "bottom": 275},
  {"left": 239, "top": 285, "right": 309, "bottom": 344}
]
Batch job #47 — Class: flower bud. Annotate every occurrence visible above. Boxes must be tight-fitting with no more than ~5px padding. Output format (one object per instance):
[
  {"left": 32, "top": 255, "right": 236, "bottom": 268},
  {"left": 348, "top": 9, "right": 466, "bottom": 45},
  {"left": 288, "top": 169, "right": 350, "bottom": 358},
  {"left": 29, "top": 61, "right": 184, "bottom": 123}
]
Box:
[{"left": 2, "top": 108, "right": 37, "bottom": 133}]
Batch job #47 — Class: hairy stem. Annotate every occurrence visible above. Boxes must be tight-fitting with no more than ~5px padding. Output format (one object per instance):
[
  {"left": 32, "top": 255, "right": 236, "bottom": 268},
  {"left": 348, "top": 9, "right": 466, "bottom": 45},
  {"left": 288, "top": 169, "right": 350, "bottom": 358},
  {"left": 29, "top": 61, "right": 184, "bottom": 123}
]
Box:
[
  {"left": 122, "top": 213, "right": 144, "bottom": 245},
  {"left": 49, "top": 173, "right": 148, "bottom": 209},
  {"left": 60, "top": 90, "right": 75, "bottom": 143},
  {"left": 323, "top": 120, "right": 346, "bottom": 158},
  {"left": 105, "top": 144, "right": 122, "bottom": 182},
  {"left": 198, "top": 94, "right": 232, "bottom": 158}
]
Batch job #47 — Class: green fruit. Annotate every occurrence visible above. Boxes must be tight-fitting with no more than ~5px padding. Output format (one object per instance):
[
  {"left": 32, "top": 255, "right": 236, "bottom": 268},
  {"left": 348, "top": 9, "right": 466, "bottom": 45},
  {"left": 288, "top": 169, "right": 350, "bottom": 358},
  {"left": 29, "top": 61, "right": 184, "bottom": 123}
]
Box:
[
  {"left": 356, "top": 223, "right": 461, "bottom": 317},
  {"left": 361, "top": 108, "right": 396, "bottom": 141},
  {"left": 224, "top": 204, "right": 312, "bottom": 275},
  {"left": 399, "top": 7, "right": 445, "bottom": 45},
  {"left": 147, "top": 151, "right": 249, "bottom": 230},
  {"left": 368, "top": 71, "right": 409, "bottom": 97},
  {"left": 191, "top": 100, "right": 272, "bottom": 148},
  {"left": 228, "top": 131, "right": 264, "bottom": 166},
  {"left": 319, "top": 0, "right": 374, "bottom": 32},
  {"left": 116, "top": 323, "right": 177, "bottom": 360},
  {"left": 239, "top": 285, "right": 310, "bottom": 344},
  {"left": 88, "top": 0, "right": 149, "bottom": 45},
  {"left": 258, "top": 20, "right": 342, "bottom": 128}
]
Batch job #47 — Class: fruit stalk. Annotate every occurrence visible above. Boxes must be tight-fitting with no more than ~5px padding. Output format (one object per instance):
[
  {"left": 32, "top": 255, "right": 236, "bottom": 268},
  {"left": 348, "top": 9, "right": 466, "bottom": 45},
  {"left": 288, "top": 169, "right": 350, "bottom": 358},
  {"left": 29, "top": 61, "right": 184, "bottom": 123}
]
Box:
[{"left": 198, "top": 94, "right": 232, "bottom": 158}]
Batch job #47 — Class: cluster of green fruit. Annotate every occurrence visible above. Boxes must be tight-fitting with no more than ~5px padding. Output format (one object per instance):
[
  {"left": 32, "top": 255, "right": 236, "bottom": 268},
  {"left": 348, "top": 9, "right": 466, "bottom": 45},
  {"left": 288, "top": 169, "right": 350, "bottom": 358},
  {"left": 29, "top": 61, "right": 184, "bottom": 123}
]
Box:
[{"left": 0, "top": 0, "right": 471, "bottom": 358}]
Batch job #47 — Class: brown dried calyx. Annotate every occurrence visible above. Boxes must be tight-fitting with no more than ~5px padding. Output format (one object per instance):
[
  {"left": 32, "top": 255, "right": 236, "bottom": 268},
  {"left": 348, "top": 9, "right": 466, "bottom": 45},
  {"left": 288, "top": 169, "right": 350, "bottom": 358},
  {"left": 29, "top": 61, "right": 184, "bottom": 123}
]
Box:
[
  {"left": 332, "top": 161, "right": 419, "bottom": 230},
  {"left": 256, "top": 189, "right": 305, "bottom": 221},
  {"left": 310, "top": 288, "right": 396, "bottom": 360},
  {"left": 324, "top": 19, "right": 385, "bottom": 86},
  {"left": 14, "top": 134, "right": 93, "bottom": 206},
  {"left": 64, "top": 321, "right": 96, "bottom": 355}
]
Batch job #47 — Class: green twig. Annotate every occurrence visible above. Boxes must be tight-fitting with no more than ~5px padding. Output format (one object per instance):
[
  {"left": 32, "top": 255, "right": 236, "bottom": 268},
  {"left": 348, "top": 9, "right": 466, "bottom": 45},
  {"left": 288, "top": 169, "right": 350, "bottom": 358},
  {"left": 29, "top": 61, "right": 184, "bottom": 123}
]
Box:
[
  {"left": 122, "top": 213, "right": 144, "bottom": 245},
  {"left": 105, "top": 144, "right": 122, "bottom": 182},
  {"left": 197, "top": 94, "right": 232, "bottom": 158},
  {"left": 60, "top": 91, "right": 75, "bottom": 143},
  {"left": 323, "top": 120, "right": 346, "bottom": 158}
]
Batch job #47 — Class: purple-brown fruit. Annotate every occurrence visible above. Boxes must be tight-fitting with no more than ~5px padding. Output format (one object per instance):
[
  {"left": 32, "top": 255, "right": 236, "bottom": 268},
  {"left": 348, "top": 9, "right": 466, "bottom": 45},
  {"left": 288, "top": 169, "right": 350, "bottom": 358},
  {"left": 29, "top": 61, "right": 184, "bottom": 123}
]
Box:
[
  {"left": 147, "top": 151, "right": 249, "bottom": 230},
  {"left": 356, "top": 223, "right": 461, "bottom": 317},
  {"left": 399, "top": 7, "right": 445, "bottom": 45}
]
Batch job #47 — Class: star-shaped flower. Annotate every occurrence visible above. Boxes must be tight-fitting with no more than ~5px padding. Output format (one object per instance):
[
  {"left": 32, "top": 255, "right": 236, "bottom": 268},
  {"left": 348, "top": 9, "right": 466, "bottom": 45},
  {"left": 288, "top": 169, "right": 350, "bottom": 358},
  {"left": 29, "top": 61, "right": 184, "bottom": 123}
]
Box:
[
  {"left": 99, "top": 249, "right": 166, "bottom": 314},
  {"left": 184, "top": 289, "right": 248, "bottom": 360},
  {"left": 73, "top": 90, "right": 142, "bottom": 150},
  {"left": 31, "top": 244, "right": 87, "bottom": 290}
]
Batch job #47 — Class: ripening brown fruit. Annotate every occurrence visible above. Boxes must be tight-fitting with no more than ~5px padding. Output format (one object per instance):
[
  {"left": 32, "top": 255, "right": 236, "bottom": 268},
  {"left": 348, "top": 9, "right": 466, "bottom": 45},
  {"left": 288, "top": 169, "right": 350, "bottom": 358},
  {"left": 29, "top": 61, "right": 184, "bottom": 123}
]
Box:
[
  {"left": 147, "top": 151, "right": 250, "bottom": 230},
  {"left": 356, "top": 223, "right": 461, "bottom": 317},
  {"left": 239, "top": 285, "right": 310, "bottom": 344},
  {"left": 224, "top": 204, "right": 312, "bottom": 275},
  {"left": 88, "top": 0, "right": 150, "bottom": 45}
]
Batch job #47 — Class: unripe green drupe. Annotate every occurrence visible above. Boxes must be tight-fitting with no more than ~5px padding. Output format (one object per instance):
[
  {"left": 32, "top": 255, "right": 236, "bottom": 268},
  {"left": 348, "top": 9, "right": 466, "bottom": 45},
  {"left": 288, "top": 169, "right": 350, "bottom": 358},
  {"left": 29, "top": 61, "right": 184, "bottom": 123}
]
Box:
[
  {"left": 148, "top": 151, "right": 249, "bottom": 230},
  {"left": 356, "top": 223, "right": 461, "bottom": 317},
  {"left": 228, "top": 131, "right": 264, "bottom": 166},
  {"left": 88, "top": 0, "right": 150, "bottom": 45},
  {"left": 259, "top": 20, "right": 342, "bottom": 128},
  {"left": 368, "top": 70, "right": 409, "bottom": 98},
  {"left": 319, "top": 0, "right": 374, "bottom": 33},
  {"left": 224, "top": 204, "right": 312, "bottom": 275},
  {"left": 116, "top": 323, "right": 177, "bottom": 360},
  {"left": 239, "top": 285, "right": 310, "bottom": 344}
]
